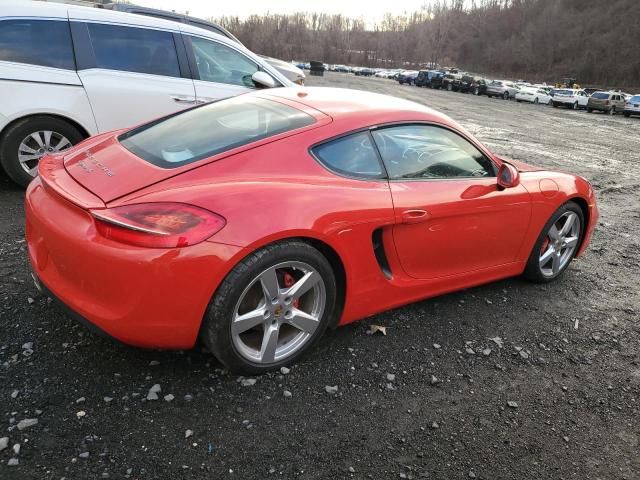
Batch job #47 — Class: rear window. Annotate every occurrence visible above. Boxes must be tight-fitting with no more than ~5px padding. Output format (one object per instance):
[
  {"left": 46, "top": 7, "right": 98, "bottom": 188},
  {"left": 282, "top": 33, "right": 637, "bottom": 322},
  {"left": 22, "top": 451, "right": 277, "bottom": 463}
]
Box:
[
  {"left": 119, "top": 96, "right": 316, "bottom": 168},
  {"left": 591, "top": 92, "right": 610, "bottom": 99},
  {"left": 0, "top": 19, "right": 75, "bottom": 70}
]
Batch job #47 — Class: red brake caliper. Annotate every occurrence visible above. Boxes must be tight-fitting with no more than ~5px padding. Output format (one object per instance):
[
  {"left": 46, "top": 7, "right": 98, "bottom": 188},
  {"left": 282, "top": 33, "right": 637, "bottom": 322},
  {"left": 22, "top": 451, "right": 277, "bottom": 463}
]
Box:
[
  {"left": 282, "top": 271, "right": 300, "bottom": 308},
  {"left": 541, "top": 237, "right": 550, "bottom": 254}
]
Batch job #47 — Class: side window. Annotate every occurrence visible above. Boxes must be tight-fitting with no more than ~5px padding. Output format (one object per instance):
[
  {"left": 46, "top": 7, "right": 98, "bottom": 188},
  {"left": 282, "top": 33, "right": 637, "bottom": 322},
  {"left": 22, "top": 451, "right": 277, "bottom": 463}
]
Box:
[
  {"left": 312, "top": 132, "right": 383, "bottom": 179},
  {"left": 87, "top": 23, "right": 181, "bottom": 77},
  {"left": 371, "top": 125, "right": 496, "bottom": 180},
  {"left": 0, "top": 19, "right": 75, "bottom": 70},
  {"left": 188, "top": 36, "right": 260, "bottom": 87}
]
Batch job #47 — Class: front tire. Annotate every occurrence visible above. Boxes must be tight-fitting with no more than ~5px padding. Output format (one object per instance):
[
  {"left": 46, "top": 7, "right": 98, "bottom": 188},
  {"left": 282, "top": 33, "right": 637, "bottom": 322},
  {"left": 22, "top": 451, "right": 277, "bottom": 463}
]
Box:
[
  {"left": 523, "top": 202, "right": 584, "bottom": 283},
  {"left": 503, "top": 91, "right": 510, "bottom": 100},
  {"left": 0, "top": 116, "right": 84, "bottom": 188},
  {"left": 201, "top": 241, "right": 337, "bottom": 374}
]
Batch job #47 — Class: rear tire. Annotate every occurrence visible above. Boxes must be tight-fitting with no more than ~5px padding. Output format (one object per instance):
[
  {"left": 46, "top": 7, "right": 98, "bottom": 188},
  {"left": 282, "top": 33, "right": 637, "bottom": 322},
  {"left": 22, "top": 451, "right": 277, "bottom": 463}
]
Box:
[
  {"left": 503, "top": 91, "right": 509, "bottom": 100},
  {"left": 624, "top": 112, "right": 631, "bottom": 118},
  {"left": 587, "top": 108, "right": 593, "bottom": 113},
  {"left": 553, "top": 102, "right": 559, "bottom": 108},
  {"left": 0, "top": 116, "right": 84, "bottom": 188},
  {"left": 534, "top": 97, "right": 539, "bottom": 105},
  {"left": 201, "top": 241, "right": 337, "bottom": 375},
  {"left": 610, "top": 106, "right": 616, "bottom": 115},
  {"left": 523, "top": 202, "right": 584, "bottom": 283}
]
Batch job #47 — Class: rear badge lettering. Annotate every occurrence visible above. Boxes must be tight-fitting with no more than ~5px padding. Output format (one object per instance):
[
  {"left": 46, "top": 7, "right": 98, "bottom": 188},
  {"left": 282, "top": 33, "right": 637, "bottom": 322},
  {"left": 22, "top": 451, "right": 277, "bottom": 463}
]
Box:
[{"left": 78, "top": 151, "right": 115, "bottom": 177}]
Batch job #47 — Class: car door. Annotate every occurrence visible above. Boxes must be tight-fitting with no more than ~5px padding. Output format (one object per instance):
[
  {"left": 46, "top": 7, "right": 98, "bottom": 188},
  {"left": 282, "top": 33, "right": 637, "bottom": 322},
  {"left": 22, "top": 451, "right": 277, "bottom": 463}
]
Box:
[
  {"left": 371, "top": 124, "right": 531, "bottom": 280},
  {"left": 182, "top": 34, "right": 274, "bottom": 104},
  {"left": 72, "top": 21, "right": 196, "bottom": 132},
  {"left": 576, "top": 90, "right": 589, "bottom": 107}
]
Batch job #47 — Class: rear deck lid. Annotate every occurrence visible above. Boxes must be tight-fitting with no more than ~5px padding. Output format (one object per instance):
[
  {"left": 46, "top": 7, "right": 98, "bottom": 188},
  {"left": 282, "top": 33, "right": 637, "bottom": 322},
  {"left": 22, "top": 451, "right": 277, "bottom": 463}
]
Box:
[{"left": 64, "top": 94, "right": 330, "bottom": 203}]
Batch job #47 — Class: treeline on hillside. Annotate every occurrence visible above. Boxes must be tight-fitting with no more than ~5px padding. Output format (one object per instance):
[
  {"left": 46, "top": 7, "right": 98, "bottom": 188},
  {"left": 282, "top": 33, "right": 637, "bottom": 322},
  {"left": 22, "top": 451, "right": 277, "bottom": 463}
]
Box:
[{"left": 216, "top": 0, "right": 640, "bottom": 89}]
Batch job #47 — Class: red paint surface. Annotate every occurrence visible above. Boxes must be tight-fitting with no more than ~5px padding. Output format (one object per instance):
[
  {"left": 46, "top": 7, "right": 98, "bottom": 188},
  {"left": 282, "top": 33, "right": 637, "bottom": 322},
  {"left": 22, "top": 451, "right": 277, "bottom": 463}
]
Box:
[{"left": 25, "top": 87, "right": 598, "bottom": 348}]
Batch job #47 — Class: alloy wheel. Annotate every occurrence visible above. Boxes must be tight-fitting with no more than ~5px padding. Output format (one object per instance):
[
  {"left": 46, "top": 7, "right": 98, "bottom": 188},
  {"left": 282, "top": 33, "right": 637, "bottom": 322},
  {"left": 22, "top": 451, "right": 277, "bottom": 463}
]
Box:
[
  {"left": 18, "top": 130, "right": 72, "bottom": 177},
  {"left": 231, "top": 261, "right": 326, "bottom": 364},
  {"left": 538, "top": 211, "right": 581, "bottom": 278}
]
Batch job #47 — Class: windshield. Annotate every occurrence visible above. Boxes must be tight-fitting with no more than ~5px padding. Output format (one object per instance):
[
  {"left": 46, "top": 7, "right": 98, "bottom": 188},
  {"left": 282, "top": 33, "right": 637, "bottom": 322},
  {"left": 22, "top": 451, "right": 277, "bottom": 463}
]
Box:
[
  {"left": 119, "top": 96, "right": 315, "bottom": 168},
  {"left": 555, "top": 89, "right": 573, "bottom": 96},
  {"left": 631, "top": 95, "right": 640, "bottom": 102}
]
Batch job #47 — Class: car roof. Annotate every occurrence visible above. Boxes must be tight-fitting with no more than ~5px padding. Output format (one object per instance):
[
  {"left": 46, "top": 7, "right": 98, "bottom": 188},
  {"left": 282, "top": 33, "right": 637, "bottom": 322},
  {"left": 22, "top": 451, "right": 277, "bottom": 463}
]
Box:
[
  {"left": 7, "top": 1, "right": 233, "bottom": 45},
  {"left": 260, "top": 87, "right": 457, "bottom": 130}
]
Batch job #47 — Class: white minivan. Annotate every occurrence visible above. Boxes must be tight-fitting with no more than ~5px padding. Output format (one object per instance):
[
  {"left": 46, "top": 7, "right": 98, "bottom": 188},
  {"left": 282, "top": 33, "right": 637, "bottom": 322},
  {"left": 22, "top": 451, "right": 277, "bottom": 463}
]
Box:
[{"left": 0, "top": 2, "right": 291, "bottom": 187}]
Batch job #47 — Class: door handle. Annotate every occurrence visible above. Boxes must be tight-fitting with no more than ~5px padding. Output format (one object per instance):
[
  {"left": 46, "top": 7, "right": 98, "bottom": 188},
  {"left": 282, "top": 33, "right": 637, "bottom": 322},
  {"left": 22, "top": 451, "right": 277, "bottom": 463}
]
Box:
[
  {"left": 171, "top": 95, "right": 197, "bottom": 104},
  {"left": 401, "top": 209, "right": 430, "bottom": 224}
]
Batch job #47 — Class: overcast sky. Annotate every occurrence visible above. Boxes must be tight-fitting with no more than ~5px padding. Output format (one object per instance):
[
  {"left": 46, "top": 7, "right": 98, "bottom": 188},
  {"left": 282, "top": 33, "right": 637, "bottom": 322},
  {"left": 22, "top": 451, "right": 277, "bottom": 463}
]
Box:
[{"left": 130, "top": 0, "right": 430, "bottom": 25}]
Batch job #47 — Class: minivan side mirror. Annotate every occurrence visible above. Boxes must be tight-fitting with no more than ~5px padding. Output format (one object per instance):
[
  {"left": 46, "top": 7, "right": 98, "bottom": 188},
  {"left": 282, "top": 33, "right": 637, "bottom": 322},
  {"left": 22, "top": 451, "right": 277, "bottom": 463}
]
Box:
[
  {"left": 252, "top": 71, "right": 276, "bottom": 88},
  {"left": 497, "top": 162, "right": 520, "bottom": 189}
]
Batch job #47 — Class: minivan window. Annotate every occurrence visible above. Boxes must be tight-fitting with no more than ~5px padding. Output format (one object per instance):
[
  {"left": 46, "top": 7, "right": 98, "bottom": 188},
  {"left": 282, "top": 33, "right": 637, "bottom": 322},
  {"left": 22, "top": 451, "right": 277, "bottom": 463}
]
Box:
[
  {"left": 0, "top": 19, "right": 75, "bottom": 70},
  {"left": 119, "top": 96, "right": 315, "bottom": 168},
  {"left": 187, "top": 36, "right": 260, "bottom": 87},
  {"left": 87, "top": 23, "right": 181, "bottom": 77}
]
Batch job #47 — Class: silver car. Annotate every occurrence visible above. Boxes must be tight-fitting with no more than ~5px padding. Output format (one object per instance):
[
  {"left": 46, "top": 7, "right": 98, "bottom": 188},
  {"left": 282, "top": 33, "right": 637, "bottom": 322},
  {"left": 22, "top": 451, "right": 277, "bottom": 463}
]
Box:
[{"left": 486, "top": 80, "right": 520, "bottom": 100}]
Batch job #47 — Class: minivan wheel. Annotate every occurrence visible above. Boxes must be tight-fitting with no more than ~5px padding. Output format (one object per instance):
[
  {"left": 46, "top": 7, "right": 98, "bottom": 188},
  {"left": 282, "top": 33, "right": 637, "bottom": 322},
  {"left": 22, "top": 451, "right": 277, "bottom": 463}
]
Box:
[
  {"left": 201, "top": 241, "right": 337, "bottom": 374},
  {"left": 0, "top": 116, "right": 84, "bottom": 188}
]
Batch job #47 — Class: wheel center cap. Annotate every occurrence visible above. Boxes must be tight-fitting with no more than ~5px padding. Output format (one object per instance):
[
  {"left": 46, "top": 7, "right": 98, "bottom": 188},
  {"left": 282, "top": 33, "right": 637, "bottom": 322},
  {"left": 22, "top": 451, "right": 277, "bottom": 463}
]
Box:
[{"left": 273, "top": 305, "right": 283, "bottom": 317}]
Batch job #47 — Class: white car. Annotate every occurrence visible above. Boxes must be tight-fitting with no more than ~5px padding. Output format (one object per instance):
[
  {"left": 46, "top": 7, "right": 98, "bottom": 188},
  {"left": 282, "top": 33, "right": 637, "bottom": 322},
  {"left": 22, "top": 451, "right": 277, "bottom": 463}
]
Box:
[
  {"left": 515, "top": 87, "right": 553, "bottom": 105},
  {"left": 551, "top": 89, "right": 589, "bottom": 110},
  {"left": 0, "top": 2, "right": 291, "bottom": 187}
]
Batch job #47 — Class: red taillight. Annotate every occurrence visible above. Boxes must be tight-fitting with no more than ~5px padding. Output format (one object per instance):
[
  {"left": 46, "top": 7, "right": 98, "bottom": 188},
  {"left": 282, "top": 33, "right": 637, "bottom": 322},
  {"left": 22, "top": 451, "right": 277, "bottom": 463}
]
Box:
[{"left": 91, "top": 203, "right": 225, "bottom": 248}]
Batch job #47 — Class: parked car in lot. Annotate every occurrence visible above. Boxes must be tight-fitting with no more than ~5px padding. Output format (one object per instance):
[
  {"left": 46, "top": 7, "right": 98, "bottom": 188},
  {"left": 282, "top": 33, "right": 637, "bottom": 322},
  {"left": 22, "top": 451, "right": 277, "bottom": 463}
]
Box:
[
  {"left": 398, "top": 70, "right": 419, "bottom": 85},
  {"left": 457, "top": 75, "right": 487, "bottom": 95},
  {"left": 515, "top": 87, "right": 553, "bottom": 105},
  {"left": 354, "top": 67, "right": 375, "bottom": 77},
  {"left": 26, "top": 86, "right": 598, "bottom": 374},
  {"left": 623, "top": 94, "right": 640, "bottom": 118},
  {"left": 586, "top": 91, "right": 626, "bottom": 115},
  {"left": 551, "top": 89, "right": 589, "bottom": 109},
  {"left": 0, "top": 2, "right": 290, "bottom": 187},
  {"left": 416, "top": 70, "right": 445, "bottom": 89},
  {"left": 104, "top": 2, "right": 305, "bottom": 86},
  {"left": 486, "top": 80, "right": 520, "bottom": 99},
  {"left": 443, "top": 73, "right": 462, "bottom": 91}
]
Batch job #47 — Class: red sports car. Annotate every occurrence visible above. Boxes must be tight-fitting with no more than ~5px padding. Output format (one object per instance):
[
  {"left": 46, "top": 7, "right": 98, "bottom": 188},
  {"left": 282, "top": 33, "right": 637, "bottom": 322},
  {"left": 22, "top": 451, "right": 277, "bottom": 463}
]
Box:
[{"left": 25, "top": 87, "right": 598, "bottom": 374}]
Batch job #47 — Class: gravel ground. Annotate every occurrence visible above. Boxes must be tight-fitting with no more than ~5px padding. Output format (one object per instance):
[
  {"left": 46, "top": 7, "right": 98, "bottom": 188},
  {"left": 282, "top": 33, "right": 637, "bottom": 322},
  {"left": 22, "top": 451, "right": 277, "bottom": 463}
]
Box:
[{"left": 1, "top": 72, "right": 640, "bottom": 480}]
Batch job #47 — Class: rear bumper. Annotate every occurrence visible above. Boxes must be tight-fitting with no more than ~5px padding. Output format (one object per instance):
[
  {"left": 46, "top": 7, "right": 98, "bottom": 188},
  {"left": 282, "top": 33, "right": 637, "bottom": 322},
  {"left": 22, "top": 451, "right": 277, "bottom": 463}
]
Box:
[
  {"left": 588, "top": 104, "right": 609, "bottom": 111},
  {"left": 25, "top": 177, "right": 244, "bottom": 349}
]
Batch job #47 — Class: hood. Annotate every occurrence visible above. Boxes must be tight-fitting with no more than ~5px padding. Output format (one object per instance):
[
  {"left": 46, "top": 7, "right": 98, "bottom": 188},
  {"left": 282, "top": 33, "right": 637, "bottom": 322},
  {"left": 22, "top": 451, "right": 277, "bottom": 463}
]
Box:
[
  {"left": 497, "top": 156, "right": 545, "bottom": 172},
  {"left": 262, "top": 56, "right": 305, "bottom": 83}
]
